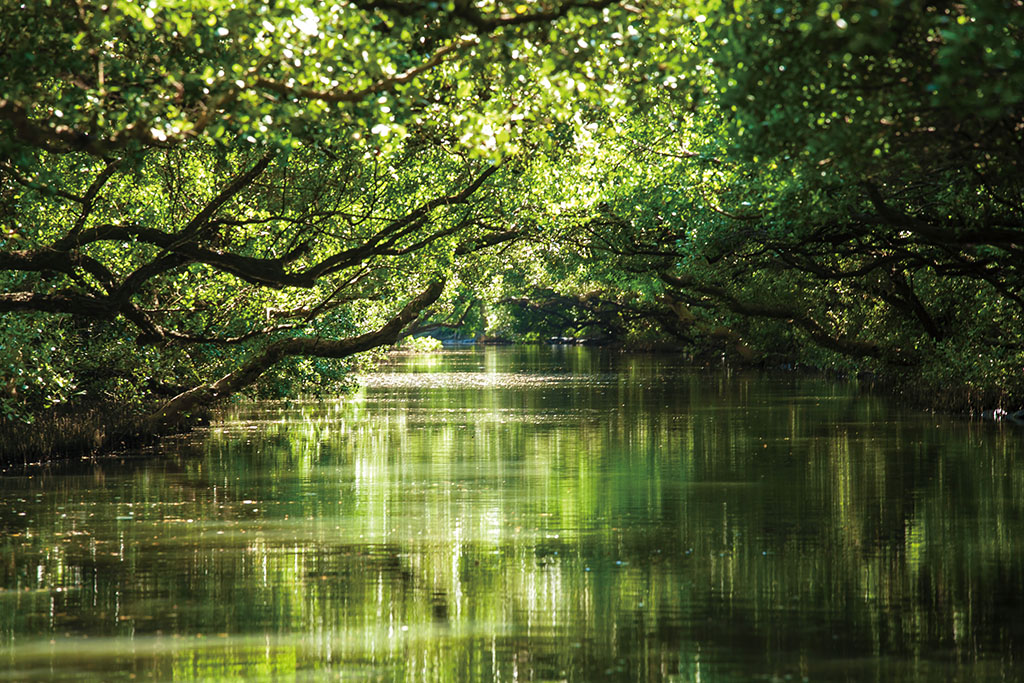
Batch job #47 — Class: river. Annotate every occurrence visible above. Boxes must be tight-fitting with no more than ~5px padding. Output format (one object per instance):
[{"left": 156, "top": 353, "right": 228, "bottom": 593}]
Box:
[{"left": 2, "top": 346, "right": 1023, "bottom": 681}]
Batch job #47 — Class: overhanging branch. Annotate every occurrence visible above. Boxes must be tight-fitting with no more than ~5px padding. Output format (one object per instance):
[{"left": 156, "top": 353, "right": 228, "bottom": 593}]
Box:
[{"left": 144, "top": 279, "right": 445, "bottom": 429}]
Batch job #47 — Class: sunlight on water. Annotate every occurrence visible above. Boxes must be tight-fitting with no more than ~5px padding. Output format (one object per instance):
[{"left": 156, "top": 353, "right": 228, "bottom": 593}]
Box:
[
  {"left": 2, "top": 347, "right": 1024, "bottom": 681},
  {"left": 359, "top": 371, "right": 618, "bottom": 389}
]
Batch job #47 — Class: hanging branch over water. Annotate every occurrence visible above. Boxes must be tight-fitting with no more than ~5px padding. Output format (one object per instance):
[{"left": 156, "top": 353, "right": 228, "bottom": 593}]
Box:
[{"left": 145, "top": 280, "right": 444, "bottom": 428}]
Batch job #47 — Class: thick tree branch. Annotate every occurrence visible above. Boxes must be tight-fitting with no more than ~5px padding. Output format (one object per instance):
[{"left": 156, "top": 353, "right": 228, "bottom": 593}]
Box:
[
  {"left": 0, "top": 161, "right": 85, "bottom": 204},
  {"left": 864, "top": 183, "right": 1024, "bottom": 249},
  {"left": 0, "top": 97, "right": 161, "bottom": 155},
  {"left": 144, "top": 280, "right": 445, "bottom": 429},
  {"left": 0, "top": 291, "right": 112, "bottom": 317},
  {"left": 660, "top": 273, "right": 902, "bottom": 362},
  {"left": 32, "top": 163, "right": 500, "bottom": 295}
]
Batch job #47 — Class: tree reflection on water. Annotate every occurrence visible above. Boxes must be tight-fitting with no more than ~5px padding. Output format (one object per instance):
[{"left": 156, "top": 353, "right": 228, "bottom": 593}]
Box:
[{"left": 2, "top": 347, "right": 1023, "bottom": 681}]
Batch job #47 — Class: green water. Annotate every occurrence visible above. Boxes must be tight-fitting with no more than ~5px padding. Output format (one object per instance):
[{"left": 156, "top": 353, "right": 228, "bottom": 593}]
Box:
[{"left": 2, "top": 347, "right": 1023, "bottom": 681}]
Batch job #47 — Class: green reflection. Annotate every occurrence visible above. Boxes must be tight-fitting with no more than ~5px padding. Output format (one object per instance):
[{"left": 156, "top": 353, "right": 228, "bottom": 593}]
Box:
[{"left": 2, "top": 347, "right": 1023, "bottom": 681}]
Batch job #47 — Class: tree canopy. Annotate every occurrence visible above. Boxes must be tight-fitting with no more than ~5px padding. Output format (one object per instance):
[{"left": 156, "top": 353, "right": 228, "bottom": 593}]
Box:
[
  {"left": 491, "top": 0, "right": 1024, "bottom": 408},
  {"left": 2, "top": 0, "right": 1023, "bottom": 454}
]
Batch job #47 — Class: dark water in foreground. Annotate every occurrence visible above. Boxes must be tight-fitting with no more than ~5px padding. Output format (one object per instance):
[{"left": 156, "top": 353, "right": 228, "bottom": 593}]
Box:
[{"left": 2, "top": 347, "right": 1023, "bottom": 681}]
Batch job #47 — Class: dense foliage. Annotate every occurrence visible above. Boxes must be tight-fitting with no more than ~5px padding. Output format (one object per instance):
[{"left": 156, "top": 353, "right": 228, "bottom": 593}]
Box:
[
  {"left": 492, "top": 0, "right": 1024, "bottom": 411},
  {"left": 2, "top": 0, "right": 1023, "bottom": 456},
  {"left": 0, "top": 0, "right": 643, "bottom": 437}
]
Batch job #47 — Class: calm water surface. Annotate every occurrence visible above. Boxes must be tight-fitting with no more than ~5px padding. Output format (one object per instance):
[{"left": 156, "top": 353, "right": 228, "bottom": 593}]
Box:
[{"left": 2, "top": 347, "right": 1023, "bottom": 681}]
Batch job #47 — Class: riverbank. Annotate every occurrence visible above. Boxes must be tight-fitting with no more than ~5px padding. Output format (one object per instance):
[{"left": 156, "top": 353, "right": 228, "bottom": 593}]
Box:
[{"left": 0, "top": 403, "right": 208, "bottom": 466}]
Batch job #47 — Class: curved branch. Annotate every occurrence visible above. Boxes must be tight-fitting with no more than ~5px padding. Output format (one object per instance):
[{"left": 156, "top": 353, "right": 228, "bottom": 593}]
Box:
[
  {"left": 0, "top": 97, "right": 161, "bottom": 155},
  {"left": 56, "top": 163, "right": 498, "bottom": 293},
  {"left": 660, "top": 273, "right": 902, "bottom": 362},
  {"left": 144, "top": 279, "right": 445, "bottom": 429},
  {"left": 0, "top": 291, "right": 112, "bottom": 317}
]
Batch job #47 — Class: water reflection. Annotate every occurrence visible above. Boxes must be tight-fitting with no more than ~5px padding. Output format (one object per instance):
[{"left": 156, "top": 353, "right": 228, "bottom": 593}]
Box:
[{"left": 2, "top": 347, "right": 1023, "bottom": 681}]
